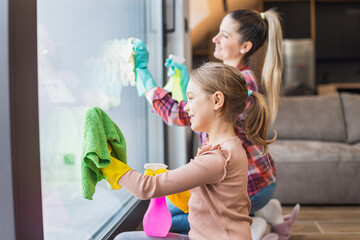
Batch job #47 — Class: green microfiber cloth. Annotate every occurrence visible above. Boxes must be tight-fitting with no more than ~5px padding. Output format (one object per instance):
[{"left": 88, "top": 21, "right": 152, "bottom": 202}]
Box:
[{"left": 81, "top": 107, "right": 126, "bottom": 200}]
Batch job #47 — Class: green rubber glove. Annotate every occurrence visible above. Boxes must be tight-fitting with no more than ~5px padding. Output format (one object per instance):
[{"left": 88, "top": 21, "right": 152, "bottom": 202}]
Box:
[
  {"left": 132, "top": 39, "right": 158, "bottom": 96},
  {"left": 164, "top": 58, "right": 189, "bottom": 102}
]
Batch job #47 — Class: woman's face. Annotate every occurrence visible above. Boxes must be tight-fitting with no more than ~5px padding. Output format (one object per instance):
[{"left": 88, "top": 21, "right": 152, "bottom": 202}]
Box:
[{"left": 212, "top": 15, "right": 243, "bottom": 64}]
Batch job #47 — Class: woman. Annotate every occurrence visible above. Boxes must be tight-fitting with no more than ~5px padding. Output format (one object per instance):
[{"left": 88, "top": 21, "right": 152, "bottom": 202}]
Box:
[{"left": 134, "top": 9, "right": 299, "bottom": 240}]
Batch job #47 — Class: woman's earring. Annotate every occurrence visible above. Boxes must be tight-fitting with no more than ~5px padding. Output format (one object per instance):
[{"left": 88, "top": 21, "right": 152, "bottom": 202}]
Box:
[{"left": 240, "top": 49, "right": 245, "bottom": 54}]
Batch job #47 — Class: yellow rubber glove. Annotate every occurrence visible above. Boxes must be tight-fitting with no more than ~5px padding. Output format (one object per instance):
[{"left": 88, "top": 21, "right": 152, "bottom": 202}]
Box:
[
  {"left": 144, "top": 168, "right": 168, "bottom": 176},
  {"left": 144, "top": 168, "right": 190, "bottom": 213},
  {"left": 100, "top": 143, "right": 132, "bottom": 190},
  {"left": 167, "top": 190, "right": 190, "bottom": 213}
]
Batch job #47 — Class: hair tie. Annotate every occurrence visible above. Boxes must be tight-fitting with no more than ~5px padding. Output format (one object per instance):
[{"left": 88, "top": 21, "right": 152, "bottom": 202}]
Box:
[
  {"left": 247, "top": 89, "right": 253, "bottom": 97},
  {"left": 260, "top": 12, "right": 265, "bottom": 20}
]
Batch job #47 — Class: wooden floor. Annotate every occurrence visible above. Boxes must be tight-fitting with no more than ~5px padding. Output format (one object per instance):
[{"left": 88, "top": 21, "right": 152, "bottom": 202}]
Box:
[
  {"left": 282, "top": 205, "right": 360, "bottom": 240},
  {"left": 137, "top": 205, "right": 360, "bottom": 239}
]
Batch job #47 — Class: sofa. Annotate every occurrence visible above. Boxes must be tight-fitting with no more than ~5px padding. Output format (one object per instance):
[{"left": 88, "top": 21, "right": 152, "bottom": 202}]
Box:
[{"left": 269, "top": 92, "right": 360, "bottom": 204}]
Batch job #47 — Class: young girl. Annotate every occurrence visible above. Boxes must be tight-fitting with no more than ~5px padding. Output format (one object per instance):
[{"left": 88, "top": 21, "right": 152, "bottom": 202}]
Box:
[
  {"left": 132, "top": 9, "right": 299, "bottom": 239},
  {"left": 143, "top": 9, "right": 293, "bottom": 238},
  {"left": 102, "top": 62, "right": 276, "bottom": 240}
]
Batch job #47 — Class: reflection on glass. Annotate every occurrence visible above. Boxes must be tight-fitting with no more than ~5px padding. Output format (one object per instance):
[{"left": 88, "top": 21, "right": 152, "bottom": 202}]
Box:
[{"left": 37, "top": 0, "right": 158, "bottom": 238}]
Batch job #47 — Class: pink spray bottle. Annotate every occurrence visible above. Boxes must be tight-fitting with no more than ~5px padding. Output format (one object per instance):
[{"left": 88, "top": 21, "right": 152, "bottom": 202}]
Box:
[{"left": 143, "top": 163, "right": 172, "bottom": 237}]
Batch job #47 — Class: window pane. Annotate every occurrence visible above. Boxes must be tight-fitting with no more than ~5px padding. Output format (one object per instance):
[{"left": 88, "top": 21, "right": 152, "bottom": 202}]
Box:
[{"left": 37, "top": 0, "right": 162, "bottom": 239}]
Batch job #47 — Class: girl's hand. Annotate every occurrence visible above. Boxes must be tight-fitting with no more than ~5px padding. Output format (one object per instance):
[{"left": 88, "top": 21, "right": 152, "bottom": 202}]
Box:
[{"left": 100, "top": 143, "right": 132, "bottom": 190}]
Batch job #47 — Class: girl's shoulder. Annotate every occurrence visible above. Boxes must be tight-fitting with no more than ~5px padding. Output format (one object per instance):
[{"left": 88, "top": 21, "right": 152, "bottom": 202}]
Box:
[
  {"left": 194, "top": 137, "right": 246, "bottom": 182},
  {"left": 197, "top": 137, "right": 242, "bottom": 157}
]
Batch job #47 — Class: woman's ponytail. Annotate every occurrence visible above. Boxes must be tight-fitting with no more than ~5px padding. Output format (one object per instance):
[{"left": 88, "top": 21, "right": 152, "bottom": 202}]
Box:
[
  {"left": 229, "top": 9, "right": 283, "bottom": 123},
  {"left": 262, "top": 9, "right": 283, "bottom": 124},
  {"left": 244, "top": 91, "right": 277, "bottom": 153}
]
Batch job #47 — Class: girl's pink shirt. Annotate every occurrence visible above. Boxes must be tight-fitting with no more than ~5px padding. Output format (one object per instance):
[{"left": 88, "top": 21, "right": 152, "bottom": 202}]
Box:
[{"left": 119, "top": 136, "right": 252, "bottom": 240}]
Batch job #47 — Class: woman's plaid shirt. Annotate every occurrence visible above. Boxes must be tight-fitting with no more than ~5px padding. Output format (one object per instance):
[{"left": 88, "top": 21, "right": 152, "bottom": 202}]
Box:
[{"left": 151, "top": 66, "right": 276, "bottom": 196}]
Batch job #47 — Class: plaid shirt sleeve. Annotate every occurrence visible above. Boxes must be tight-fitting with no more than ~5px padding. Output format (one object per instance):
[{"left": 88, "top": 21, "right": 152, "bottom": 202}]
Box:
[{"left": 151, "top": 87, "right": 191, "bottom": 126}]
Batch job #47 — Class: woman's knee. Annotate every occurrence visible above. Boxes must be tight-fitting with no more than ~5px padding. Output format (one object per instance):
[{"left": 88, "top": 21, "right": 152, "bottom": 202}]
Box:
[{"left": 250, "top": 182, "right": 277, "bottom": 214}]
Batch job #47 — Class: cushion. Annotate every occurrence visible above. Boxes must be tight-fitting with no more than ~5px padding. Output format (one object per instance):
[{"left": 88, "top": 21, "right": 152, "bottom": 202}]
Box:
[
  {"left": 354, "top": 142, "right": 360, "bottom": 149},
  {"left": 270, "top": 140, "right": 360, "bottom": 204},
  {"left": 269, "top": 140, "right": 360, "bottom": 163},
  {"left": 341, "top": 93, "right": 360, "bottom": 143},
  {"left": 271, "top": 93, "right": 347, "bottom": 142}
]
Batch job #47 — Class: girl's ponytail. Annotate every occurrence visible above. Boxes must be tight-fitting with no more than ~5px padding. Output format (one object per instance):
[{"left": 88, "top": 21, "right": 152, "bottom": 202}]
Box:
[
  {"left": 262, "top": 9, "right": 283, "bottom": 124},
  {"left": 244, "top": 91, "right": 277, "bottom": 153}
]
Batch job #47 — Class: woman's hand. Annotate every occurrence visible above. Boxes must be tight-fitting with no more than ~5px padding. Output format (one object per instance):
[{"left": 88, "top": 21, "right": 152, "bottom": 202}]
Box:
[{"left": 132, "top": 39, "right": 158, "bottom": 96}]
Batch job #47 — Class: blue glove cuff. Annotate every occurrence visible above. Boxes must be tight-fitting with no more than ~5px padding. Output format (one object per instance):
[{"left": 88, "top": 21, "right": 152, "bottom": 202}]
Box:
[{"left": 135, "top": 68, "right": 157, "bottom": 96}]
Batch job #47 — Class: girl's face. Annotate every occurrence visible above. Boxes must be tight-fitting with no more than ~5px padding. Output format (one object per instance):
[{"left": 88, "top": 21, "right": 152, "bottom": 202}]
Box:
[
  {"left": 212, "top": 15, "right": 243, "bottom": 63},
  {"left": 184, "top": 80, "right": 214, "bottom": 132}
]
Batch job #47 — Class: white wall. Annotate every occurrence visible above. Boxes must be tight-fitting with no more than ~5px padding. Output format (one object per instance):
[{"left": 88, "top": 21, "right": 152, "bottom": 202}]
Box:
[
  {"left": 146, "top": 0, "right": 165, "bottom": 165},
  {"left": 165, "top": 0, "right": 193, "bottom": 169}
]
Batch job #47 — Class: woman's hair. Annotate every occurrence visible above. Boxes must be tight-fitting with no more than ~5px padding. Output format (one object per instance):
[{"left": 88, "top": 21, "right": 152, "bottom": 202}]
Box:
[
  {"left": 191, "top": 62, "right": 276, "bottom": 152},
  {"left": 228, "top": 8, "right": 283, "bottom": 123}
]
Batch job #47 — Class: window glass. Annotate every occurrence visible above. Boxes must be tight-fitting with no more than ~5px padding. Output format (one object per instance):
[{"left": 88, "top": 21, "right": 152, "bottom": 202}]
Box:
[{"left": 37, "top": 0, "right": 162, "bottom": 239}]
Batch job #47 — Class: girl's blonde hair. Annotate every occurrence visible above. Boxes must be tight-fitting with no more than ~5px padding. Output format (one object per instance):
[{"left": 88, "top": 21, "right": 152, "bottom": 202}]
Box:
[
  {"left": 191, "top": 62, "right": 276, "bottom": 152},
  {"left": 229, "top": 8, "right": 283, "bottom": 123}
]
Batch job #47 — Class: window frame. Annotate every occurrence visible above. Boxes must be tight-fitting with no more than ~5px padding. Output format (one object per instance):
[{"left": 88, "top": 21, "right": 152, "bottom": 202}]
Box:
[
  {"left": 8, "top": 0, "right": 164, "bottom": 239},
  {"left": 9, "top": 0, "right": 44, "bottom": 238}
]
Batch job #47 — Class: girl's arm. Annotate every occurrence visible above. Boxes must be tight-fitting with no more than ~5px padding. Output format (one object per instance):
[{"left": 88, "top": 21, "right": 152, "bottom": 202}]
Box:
[
  {"left": 118, "top": 150, "right": 226, "bottom": 200},
  {"left": 149, "top": 87, "right": 191, "bottom": 126}
]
